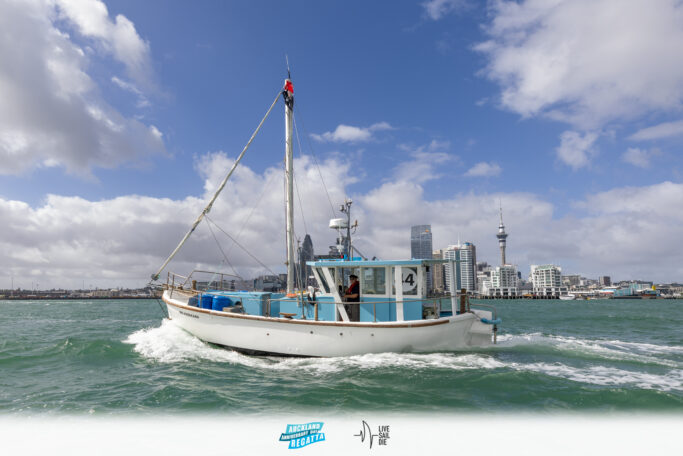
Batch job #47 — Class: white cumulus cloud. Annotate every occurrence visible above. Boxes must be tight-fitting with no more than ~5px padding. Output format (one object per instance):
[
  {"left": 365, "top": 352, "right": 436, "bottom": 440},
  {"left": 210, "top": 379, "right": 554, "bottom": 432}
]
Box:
[
  {"left": 555, "top": 131, "right": 598, "bottom": 170},
  {"left": 111, "top": 76, "right": 150, "bottom": 108},
  {"left": 2, "top": 153, "right": 682, "bottom": 288},
  {"left": 464, "top": 162, "right": 502, "bottom": 177},
  {"left": 0, "top": 0, "right": 164, "bottom": 176},
  {"left": 629, "top": 119, "right": 683, "bottom": 141},
  {"left": 476, "top": 0, "right": 683, "bottom": 169},
  {"left": 393, "top": 140, "right": 456, "bottom": 183},
  {"left": 477, "top": 0, "right": 683, "bottom": 129},
  {"left": 621, "top": 148, "right": 658, "bottom": 168},
  {"left": 422, "top": 0, "right": 469, "bottom": 21},
  {"left": 0, "top": 152, "right": 354, "bottom": 290},
  {"left": 55, "top": 0, "right": 154, "bottom": 89},
  {"left": 311, "top": 122, "right": 393, "bottom": 143}
]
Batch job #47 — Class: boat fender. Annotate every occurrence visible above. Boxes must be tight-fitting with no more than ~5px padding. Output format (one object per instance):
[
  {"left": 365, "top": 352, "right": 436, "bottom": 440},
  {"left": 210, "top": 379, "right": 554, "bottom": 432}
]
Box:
[{"left": 480, "top": 317, "right": 502, "bottom": 325}]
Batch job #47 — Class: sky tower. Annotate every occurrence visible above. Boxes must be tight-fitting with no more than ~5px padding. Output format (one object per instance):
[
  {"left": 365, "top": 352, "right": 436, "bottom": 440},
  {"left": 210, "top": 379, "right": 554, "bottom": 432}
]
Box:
[{"left": 497, "top": 203, "right": 508, "bottom": 266}]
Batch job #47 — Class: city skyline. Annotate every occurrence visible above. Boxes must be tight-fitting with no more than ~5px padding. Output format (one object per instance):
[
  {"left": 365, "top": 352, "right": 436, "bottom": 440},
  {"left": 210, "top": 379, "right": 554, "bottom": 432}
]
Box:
[{"left": 1, "top": 1, "right": 682, "bottom": 289}]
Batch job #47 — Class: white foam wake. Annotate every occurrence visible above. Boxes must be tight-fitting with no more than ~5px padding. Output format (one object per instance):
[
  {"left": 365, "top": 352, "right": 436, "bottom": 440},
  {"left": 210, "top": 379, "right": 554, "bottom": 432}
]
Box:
[
  {"left": 510, "top": 362, "right": 683, "bottom": 392},
  {"left": 124, "top": 319, "right": 249, "bottom": 364},
  {"left": 498, "top": 333, "right": 683, "bottom": 368},
  {"left": 498, "top": 333, "right": 683, "bottom": 354},
  {"left": 124, "top": 321, "right": 682, "bottom": 391},
  {"left": 123, "top": 320, "right": 506, "bottom": 372}
]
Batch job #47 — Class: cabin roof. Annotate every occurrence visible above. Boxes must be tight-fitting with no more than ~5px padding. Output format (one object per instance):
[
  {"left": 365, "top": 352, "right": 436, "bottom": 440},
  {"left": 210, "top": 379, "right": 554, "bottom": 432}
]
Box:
[{"left": 307, "top": 259, "right": 450, "bottom": 267}]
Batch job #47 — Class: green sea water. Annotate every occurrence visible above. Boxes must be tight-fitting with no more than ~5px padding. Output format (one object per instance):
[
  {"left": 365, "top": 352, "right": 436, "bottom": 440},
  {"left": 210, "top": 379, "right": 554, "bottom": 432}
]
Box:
[{"left": 0, "top": 299, "right": 681, "bottom": 414}]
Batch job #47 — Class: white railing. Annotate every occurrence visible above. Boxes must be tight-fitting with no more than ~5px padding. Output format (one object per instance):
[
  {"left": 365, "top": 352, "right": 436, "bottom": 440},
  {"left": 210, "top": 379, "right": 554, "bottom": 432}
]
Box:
[
  {"left": 266, "top": 296, "right": 446, "bottom": 322},
  {"left": 166, "top": 270, "right": 244, "bottom": 292}
]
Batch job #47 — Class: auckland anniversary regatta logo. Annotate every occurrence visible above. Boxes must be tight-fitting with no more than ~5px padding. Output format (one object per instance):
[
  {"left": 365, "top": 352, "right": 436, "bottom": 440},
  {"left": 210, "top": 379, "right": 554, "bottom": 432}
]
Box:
[{"left": 279, "top": 422, "right": 326, "bottom": 449}]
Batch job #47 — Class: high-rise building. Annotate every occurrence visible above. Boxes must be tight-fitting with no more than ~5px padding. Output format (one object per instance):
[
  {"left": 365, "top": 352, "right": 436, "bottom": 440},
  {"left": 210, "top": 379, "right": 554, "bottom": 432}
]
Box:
[
  {"left": 530, "top": 264, "right": 567, "bottom": 297},
  {"left": 443, "top": 242, "right": 477, "bottom": 293},
  {"left": 497, "top": 204, "right": 508, "bottom": 266},
  {"left": 410, "top": 225, "right": 433, "bottom": 260},
  {"left": 443, "top": 248, "right": 458, "bottom": 292},
  {"left": 599, "top": 276, "right": 611, "bottom": 287},
  {"left": 411, "top": 225, "right": 433, "bottom": 288},
  {"left": 432, "top": 249, "right": 445, "bottom": 292},
  {"left": 490, "top": 265, "right": 519, "bottom": 296},
  {"left": 298, "top": 234, "right": 314, "bottom": 288}
]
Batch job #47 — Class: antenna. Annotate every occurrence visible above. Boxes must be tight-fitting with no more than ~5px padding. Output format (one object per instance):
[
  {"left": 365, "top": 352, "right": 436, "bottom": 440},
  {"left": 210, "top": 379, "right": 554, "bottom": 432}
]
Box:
[{"left": 285, "top": 54, "right": 291, "bottom": 79}]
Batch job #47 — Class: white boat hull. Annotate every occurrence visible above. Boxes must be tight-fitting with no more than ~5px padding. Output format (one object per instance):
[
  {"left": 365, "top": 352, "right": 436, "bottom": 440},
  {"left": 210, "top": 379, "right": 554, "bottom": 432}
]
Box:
[{"left": 163, "top": 290, "right": 494, "bottom": 357}]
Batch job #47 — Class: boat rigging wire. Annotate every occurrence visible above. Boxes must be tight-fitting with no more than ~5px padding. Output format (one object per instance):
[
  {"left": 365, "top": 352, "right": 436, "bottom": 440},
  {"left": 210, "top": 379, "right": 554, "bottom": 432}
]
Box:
[
  {"left": 150, "top": 89, "right": 283, "bottom": 281},
  {"left": 292, "top": 127, "right": 309, "bottom": 235},
  {"left": 204, "top": 214, "right": 279, "bottom": 277},
  {"left": 291, "top": 122, "right": 308, "bottom": 290},
  {"left": 225, "top": 163, "right": 279, "bottom": 256},
  {"left": 154, "top": 297, "right": 168, "bottom": 318},
  {"left": 293, "top": 112, "right": 337, "bottom": 218},
  {"left": 205, "top": 217, "right": 242, "bottom": 280}
]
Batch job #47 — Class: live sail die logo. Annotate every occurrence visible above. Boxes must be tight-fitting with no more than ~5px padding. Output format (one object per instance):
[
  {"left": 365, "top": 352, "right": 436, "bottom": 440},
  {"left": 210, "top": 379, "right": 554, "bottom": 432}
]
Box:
[
  {"left": 354, "top": 420, "right": 390, "bottom": 449},
  {"left": 279, "top": 422, "right": 326, "bottom": 449}
]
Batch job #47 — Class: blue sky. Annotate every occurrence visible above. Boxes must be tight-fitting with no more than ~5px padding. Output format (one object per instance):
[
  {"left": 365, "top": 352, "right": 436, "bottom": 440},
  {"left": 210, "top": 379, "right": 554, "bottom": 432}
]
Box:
[{"left": 1, "top": 0, "right": 682, "bottom": 288}]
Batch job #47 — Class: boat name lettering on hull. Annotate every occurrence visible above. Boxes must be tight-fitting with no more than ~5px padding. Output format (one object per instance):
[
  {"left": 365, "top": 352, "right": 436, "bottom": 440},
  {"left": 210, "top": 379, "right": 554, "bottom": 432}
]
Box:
[{"left": 179, "top": 310, "right": 199, "bottom": 319}]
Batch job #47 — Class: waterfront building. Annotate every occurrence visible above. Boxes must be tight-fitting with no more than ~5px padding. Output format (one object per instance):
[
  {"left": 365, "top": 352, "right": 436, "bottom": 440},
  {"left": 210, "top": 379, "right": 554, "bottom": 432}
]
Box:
[
  {"left": 518, "top": 280, "right": 533, "bottom": 294},
  {"left": 486, "top": 265, "right": 520, "bottom": 297},
  {"left": 496, "top": 204, "right": 508, "bottom": 266},
  {"left": 476, "top": 262, "right": 492, "bottom": 295},
  {"left": 581, "top": 278, "right": 599, "bottom": 289},
  {"left": 459, "top": 242, "right": 477, "bottom": 292},
  {"left": 599, "top": 276, "right": 611, "bottom": 287},
  {"left": 613, "top": 282, "right": 658, "bottom": 298},
  {"left": 254, "top": 275, "right": 286, "bottom": 292},
  {"left": 479, "top": 278, "right": 492, "bottom": 295},
  {"left": 562, "top": 275, "right": 581, "bottom": 288},
  {"left": 411, "top": 225, "right": 433, "bottom": 288},
  {"left": 443, "top": 247, "right": 456, "bottom": 292},
  {"left": 432, "top": 249, "right": 446, "bottom": 292},
  {"left": 530, "top": 264, "right": 568, "bottom": 297},
  {"left": 443, "top": 242, "right": 477, "bottom": 293}
]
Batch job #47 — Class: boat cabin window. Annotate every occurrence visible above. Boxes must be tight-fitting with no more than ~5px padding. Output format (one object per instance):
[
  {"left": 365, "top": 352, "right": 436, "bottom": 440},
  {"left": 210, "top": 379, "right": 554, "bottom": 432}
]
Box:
[
  {"left": 313, "top": 267, "right": 335, "bottom": 294},
  {"left": 361, "top": 267, "right": 386, "bottom": 295},
  {"left": 391, "top": 266, "right": 419, "bottom": 296},
  {"left": 402, "top": 267, "right": 418, "bottom": 295},
  {"left": 316, "top": 269, "right": 330, "bottom": 293}
]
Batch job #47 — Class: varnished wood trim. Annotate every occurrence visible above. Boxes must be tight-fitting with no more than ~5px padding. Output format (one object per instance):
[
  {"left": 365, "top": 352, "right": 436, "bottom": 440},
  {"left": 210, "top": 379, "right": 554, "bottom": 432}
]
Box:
[{"left": 163, "top": 295, "right": 455, "bottom": 328}]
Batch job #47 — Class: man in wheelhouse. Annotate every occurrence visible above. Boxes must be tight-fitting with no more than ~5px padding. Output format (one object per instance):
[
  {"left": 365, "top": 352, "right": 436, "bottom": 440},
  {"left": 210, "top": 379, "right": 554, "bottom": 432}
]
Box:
[{"left": 344, "top": 274, "right": 360, "bottom": 321}]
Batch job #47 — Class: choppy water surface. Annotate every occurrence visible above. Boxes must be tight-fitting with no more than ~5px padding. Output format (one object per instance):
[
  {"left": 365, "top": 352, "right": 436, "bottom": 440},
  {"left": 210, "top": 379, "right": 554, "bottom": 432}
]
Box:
[{"left": 1, "top": 299, "right": 681, "bottom": 414}]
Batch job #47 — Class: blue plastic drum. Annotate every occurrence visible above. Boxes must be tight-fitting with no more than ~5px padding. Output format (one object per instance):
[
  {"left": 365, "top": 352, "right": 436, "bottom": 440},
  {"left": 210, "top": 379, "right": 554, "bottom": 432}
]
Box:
[
  {"left": 200, "top": 294, "right": 214, "bottom": 309},
  {"left": 212, "top": 296, "right": 233, "bottom": 311},
  {"left": 188, "top": 296, "right": 199, "bottom": 307}
]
